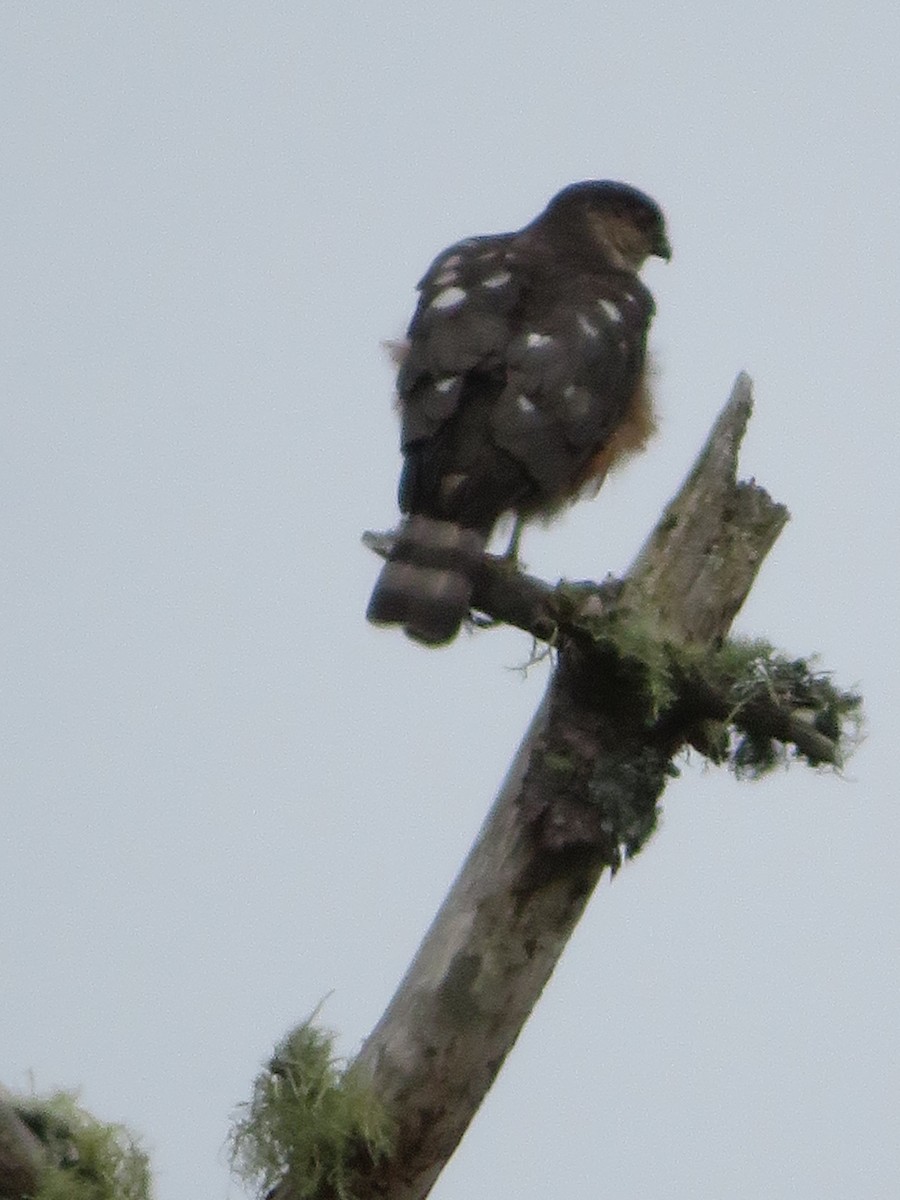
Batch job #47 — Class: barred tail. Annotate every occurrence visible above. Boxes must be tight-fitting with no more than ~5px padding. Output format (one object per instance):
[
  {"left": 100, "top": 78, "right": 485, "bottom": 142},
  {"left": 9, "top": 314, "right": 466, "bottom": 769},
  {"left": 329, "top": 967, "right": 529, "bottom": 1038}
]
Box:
[{"left": 366, "top": 515, "right": 487, "bottom": 646}]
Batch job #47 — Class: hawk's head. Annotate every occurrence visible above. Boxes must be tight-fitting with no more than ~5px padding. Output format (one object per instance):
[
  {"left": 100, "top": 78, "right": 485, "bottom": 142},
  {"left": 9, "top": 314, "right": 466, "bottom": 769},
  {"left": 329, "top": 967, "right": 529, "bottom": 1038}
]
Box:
[{"left": 539, "top": 180, "right": 671, "bottom": 271}]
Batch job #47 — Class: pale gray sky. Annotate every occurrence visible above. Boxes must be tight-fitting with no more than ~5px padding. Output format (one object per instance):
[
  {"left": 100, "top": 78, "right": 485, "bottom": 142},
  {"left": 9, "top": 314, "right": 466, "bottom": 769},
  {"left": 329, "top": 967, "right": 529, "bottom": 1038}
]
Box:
[{"left": 2, "top": 5, "right": 898, "bottom": 1199}]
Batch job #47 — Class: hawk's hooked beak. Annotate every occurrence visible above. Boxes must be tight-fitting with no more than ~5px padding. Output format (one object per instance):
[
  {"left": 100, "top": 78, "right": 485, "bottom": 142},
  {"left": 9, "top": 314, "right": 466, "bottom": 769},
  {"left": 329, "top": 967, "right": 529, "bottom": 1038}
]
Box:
[{"left": 654, "top": 230, "right": 673, "bottom": 261}]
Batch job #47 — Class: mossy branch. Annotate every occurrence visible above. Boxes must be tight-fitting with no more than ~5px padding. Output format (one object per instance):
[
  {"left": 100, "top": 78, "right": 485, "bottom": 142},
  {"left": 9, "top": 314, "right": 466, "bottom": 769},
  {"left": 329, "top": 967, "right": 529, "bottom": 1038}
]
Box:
[
  {"left": 557, "top": 602, "right": 861, "bottom": 774},
  {"left": 365, "top": 534, "right": 858, "bottom": 773},
  {"left": 0, "top": 1090, "right": 150, "bottom": 1200},
  {"left": 365, "top": 386, "right": 858, "bottom": 780}
]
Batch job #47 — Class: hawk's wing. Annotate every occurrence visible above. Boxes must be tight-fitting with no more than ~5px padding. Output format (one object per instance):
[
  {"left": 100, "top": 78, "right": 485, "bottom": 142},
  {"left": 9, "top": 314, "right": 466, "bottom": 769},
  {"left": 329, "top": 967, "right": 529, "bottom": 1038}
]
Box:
[
  {"left": 397, "top": 231, "right": 655, "bottom": 517},
  {"left": 397, "top": 232, "right": 524, "bottom": 447},
  {"left": 489, "top": 271, "right": 654, "bottom": 502}
]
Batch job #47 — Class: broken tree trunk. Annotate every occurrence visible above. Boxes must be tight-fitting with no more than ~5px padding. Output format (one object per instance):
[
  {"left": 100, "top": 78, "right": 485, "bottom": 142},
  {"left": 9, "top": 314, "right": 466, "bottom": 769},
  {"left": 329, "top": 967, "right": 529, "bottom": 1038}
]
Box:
[{"left": 343, "top": 374, "right": 787, "bottom": 1200}]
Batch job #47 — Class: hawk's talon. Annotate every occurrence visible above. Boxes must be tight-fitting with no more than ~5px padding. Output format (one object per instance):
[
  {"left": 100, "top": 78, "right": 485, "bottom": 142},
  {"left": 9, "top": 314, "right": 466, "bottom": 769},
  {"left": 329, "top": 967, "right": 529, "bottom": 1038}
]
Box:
[{"left": 501, "top": 516, "right": 526, "bottom": 566}]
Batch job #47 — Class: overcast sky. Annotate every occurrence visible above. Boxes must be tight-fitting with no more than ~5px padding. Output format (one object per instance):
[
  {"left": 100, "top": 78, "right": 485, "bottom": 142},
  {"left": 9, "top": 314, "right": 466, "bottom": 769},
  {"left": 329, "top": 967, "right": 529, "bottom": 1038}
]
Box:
[{"left": 2, "top": 4, "right": 898, "bottom": 1199}]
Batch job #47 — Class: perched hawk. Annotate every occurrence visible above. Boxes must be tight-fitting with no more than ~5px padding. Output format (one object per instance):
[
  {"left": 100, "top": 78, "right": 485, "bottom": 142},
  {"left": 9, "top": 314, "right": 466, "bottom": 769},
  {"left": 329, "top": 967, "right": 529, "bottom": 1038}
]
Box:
[{"left": 367, "top": 180, "right": 671, "bottom": 645}]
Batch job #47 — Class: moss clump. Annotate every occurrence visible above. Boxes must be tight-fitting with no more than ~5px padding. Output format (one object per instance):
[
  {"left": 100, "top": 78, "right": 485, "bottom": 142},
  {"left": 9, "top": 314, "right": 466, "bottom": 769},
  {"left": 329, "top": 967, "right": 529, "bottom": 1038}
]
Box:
[
  {"left": 230, "top": 1019, "right": 394, "bottom": 1200},
  {"left": 541, "top": 750, "right": 576, "bottom": 775},
  {"left": 587, "top": 609, "right": 678, "bottom": 719},
  {"left": 13, "top": 1091, "right": 150, "bottom": 1200},
  {"left": 586, "top": 745, "right": 670, "bottom": 866},
  {"left": 556, "top": 585, "right": 679, "bottom": 721},
  {"left": 554, "top": 588, "right": 862, "bottom": 777},
  {"left": 716, "top": 638, "right": 863, "bottom": 777}
]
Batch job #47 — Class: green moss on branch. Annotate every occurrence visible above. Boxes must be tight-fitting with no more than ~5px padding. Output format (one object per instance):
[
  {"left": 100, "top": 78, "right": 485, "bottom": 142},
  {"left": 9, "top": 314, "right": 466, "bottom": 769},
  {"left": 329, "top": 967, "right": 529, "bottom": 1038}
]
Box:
[
  {"left": 11, "top": 1091, "right": 150, "bottom": 1200},
  {"left": 230, "top": 1019, "right": 394, "bottom": 1200},
  {"left": 558, "top": 596, "right": 862, "bottom": 775}
]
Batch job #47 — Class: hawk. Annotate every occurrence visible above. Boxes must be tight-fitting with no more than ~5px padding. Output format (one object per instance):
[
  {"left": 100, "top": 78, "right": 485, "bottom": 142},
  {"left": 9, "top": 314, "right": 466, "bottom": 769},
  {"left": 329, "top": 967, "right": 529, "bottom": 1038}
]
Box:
[{"left": 367, "top": 180, "right": 671, "bottom": 646}]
